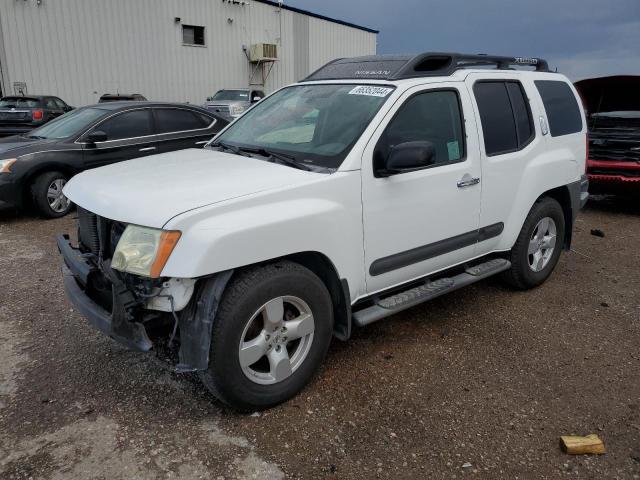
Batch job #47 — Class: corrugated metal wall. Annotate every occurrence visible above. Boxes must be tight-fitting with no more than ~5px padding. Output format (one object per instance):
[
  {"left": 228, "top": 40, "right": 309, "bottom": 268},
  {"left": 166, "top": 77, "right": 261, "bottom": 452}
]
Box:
[{"left": 0, "top": 0, "right": 376, "bottom": 106}]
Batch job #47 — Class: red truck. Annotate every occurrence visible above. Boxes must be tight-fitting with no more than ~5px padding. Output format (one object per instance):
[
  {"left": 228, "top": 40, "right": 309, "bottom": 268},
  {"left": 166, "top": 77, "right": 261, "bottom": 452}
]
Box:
[{"left": 574, "top": 75, "right": 640, "bottom": 194}]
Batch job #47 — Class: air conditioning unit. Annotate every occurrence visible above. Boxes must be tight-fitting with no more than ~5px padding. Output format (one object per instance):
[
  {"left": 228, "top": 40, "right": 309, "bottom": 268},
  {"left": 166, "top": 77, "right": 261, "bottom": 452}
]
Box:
[{"left": 249, "top": 43, "right": 277, "bottom": 62}]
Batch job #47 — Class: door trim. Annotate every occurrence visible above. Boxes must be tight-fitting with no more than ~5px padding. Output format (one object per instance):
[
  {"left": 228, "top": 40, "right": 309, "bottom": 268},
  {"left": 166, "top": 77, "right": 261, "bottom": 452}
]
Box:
[{"left": 369, "top": 222, "right": 504, "bottom": 276}]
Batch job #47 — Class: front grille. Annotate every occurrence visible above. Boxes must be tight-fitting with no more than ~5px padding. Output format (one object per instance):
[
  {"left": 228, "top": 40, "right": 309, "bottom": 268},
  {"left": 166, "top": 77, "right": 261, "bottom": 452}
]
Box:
[
  {"left": 77, "top": 207, "right": 99, "bottom": 255},
  {"left": 590, "top": 168, "right": 640, "bottom": 178},
  {"left": 77, "top": 207, "right": 125, "bottom": 260},
  {"left": 205, "top": 104, "right": 230, "bottom": 115}
]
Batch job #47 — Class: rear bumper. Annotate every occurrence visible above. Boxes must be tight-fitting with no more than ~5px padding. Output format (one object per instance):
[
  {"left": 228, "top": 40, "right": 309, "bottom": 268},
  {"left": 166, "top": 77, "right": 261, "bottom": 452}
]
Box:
[{"left": 57, "top": 234, "right": 153, "bottom": 352}]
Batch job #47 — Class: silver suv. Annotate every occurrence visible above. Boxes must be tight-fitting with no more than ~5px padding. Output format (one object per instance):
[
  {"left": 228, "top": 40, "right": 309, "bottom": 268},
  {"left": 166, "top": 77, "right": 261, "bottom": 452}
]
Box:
[{"left": 203, "top": 88, "right": 264, "bottom": 121}]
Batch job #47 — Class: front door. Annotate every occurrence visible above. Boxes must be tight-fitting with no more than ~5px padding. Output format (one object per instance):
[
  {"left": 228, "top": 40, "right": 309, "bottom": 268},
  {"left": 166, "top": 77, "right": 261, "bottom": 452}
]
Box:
[
  {"left": 81, "top": 108, "right": 157, "bottom": 169},
  {"left": 361, "top": 83, "right": 483, "bottom": 293}
]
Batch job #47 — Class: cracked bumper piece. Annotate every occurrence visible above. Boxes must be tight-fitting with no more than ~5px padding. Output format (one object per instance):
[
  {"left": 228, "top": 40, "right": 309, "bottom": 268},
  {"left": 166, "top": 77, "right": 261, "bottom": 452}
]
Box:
[{"left": 58, "top": 234, "right": 153, "bottom": 352}]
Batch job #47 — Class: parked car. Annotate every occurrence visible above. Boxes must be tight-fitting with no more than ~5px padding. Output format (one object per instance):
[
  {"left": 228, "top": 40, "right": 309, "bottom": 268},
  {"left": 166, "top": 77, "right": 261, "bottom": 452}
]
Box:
[
  {"left": 0, "top": 95, "right": 73, "bottom": 137},
  {"left": 574, "top": 75, "right": 640, "bottom": 194},
  {"left": 203, "top": 88, "right": 264, "bottom": 121},
  {"left": 0, "top": 102, "right": 227, "bottom": 217},
  {"left": 58, "top": 53, "right": 588, "bottom": 411},
  {"left": 99, "top": 93, "right": 147, "bottom": 102}
]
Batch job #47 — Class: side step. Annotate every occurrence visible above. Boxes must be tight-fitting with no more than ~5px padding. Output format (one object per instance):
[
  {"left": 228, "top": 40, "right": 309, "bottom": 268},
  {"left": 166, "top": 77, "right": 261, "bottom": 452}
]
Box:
[{"left": 352, "top": 258, "right": 511, "bottom": 327}]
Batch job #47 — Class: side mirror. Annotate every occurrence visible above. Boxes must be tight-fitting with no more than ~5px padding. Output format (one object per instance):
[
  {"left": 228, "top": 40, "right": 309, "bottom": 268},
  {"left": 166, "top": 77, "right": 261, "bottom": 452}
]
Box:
[
  {"left": 85, "top": 130, "right": 108, "bottom": 143},
  {"left": 378, "top": 141, "right": 436, "bottom": 177},
  {"left": 63, "top": 106, "right": 74, "bottom": 112}
]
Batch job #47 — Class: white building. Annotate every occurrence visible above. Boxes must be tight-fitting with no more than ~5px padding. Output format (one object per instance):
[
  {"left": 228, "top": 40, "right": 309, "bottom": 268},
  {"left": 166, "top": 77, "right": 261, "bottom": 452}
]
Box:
[{"left": 0, "top": 0, "right": 377, "bottom": 106}]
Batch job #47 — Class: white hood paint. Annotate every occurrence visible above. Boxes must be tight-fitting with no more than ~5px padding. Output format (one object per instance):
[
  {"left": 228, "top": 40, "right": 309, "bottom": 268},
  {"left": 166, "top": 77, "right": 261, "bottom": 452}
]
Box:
[{"left": 64, "top": 148, "right": 320, "bottom": 228}]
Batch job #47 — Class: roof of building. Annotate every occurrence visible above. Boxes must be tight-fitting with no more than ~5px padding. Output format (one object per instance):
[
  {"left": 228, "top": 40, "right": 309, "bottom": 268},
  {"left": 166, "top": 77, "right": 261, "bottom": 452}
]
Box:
[
  {"left": 254, "top": 1, "right": 378, "bottom": 34},
  {"left": 302, "top": 52, "right": 550, "bottom": 82}
]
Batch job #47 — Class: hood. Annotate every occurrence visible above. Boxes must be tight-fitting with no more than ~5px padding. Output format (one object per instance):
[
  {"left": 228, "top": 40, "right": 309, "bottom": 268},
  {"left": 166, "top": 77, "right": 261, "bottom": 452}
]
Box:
[
  {"left": 0, "top": 135, "right": 61, "bottom": 158},
  {"left": 63, "top": 148, "right": 321, "bottom": 228},
  {"left": 574, "top": 75, "right": 640, "bottom": 115}
]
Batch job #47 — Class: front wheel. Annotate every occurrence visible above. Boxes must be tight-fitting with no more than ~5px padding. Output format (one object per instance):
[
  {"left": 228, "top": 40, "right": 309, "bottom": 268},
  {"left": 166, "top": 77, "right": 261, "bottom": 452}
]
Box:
[
  {"left": 199, "top": 261, "right": 334, "bottom": 411},
  {"left": 502, "top": 197, "right": 566, "bottom": 290},
  {"left": 31, "top": 171, "right": 73, "bottom": 218}
]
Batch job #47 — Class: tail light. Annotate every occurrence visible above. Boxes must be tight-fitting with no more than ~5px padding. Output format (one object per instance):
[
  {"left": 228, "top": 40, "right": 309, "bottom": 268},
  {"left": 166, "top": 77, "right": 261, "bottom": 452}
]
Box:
[{"left": 32, "top": 109, "right": 44, "bottom": 121}]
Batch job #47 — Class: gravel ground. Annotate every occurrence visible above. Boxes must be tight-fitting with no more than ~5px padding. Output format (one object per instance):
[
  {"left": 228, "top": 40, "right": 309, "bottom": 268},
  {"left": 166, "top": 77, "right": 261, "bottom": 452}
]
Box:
[{"left": 0, "top": 196, "right": 638, "bottom": 480}]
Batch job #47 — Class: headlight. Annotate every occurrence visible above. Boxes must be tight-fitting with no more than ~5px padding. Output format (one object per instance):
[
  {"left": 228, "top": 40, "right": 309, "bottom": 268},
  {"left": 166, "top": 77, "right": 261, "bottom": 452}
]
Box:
[
  {"left": 111, "top": 225, "right": 181, "bottom": 278},
  {"left": 229, "top": 104, "right": 246, "bottom": 117},
  {"left": 0, "top": 158, "right": 17, "bottom": 173}
]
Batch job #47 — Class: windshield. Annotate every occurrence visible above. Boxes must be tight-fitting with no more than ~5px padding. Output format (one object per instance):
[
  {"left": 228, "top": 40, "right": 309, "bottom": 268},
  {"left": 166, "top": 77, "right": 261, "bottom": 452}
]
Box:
[
  {"left": 210, "top": 90, "right": 250, "bottom": 101},
  {"left": 28, "top": 107, "right": 106, "bottom": 139},
  {"left": 0, "top": 97, "right": 40, "bottom": 108},
  {"left": 212, "top": 84, "right": 394, "bottom": 169}
]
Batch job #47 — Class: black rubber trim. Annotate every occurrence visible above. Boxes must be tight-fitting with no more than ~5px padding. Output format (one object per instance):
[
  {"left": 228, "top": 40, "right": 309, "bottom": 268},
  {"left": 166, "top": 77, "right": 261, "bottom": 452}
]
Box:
[
  {"left": 369, "top": 222, "right": 504, "bottom": 276},
  {"left": 61, "top": 264, "right": 152, "bottom": 352},
  {"left": 57, "top": 233, "right": 95, "bottom": 285}
]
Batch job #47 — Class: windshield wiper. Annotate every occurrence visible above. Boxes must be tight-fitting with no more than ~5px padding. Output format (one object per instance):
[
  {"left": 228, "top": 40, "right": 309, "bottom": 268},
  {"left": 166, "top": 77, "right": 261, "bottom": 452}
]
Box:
[
  {"left": 214, "top": 141, "right": 242, "bottom": 155},
  {"left": 246, "top": 147, "right": 313, "bottom": 171},
  {"left": 24, "top": 134, "right": 45, "bottom": 140}
]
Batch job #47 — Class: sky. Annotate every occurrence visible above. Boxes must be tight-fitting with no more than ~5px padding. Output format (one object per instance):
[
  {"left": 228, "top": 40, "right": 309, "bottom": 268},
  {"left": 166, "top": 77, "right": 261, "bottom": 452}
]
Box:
[{"left": 287, "top": 0, "right": 640, "bottom": 81}]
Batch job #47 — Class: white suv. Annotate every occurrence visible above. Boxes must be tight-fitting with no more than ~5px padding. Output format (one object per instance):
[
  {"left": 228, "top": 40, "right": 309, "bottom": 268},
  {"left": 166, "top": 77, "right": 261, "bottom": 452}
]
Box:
[{"left": 58, "top": 53, "right": 589, "bottom": 411}]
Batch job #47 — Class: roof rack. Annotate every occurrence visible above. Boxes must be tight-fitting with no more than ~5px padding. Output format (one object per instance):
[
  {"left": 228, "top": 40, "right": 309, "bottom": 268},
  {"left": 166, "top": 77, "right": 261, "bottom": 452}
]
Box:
[{"left": 302, "top": 52, "right": 550, "bottom": 82}]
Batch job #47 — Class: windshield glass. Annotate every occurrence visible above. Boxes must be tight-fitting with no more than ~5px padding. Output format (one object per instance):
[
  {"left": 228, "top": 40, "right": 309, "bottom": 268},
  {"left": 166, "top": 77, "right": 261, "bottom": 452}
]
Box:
[
  {"left": 0, "top": 97, "right": 40, "bottom": 108},
  {"left": 213, "top": 84, "right": 394, "bottom": 169},
  {"left": 28, "top": 107, "right": 106, "bottom": 139},
  {"left": 211, "top": 90, "right": 250, "bottom": 101}
]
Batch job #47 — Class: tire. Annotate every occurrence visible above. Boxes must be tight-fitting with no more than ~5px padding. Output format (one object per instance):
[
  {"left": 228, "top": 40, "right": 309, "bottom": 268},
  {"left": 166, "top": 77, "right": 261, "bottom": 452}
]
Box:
[
  {"left": 502, "top": 197, "right": 565, "bottom": 290},
  {"left": 31, "top": 171, "right": 73, "bottom": 218},
  {"left": 199, "top": 261, "right": 334, "bottom": 411}
]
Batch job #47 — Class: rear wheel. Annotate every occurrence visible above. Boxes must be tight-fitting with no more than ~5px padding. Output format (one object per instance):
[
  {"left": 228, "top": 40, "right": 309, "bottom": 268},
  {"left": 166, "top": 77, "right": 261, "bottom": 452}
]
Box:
[
  {"left": 31, "top": 171, "right": 73, "bottom": 218},
  {"left": 502, "top": 197, "right": 565, "bottom": 290},
  {"left": 199, "top": 261, "right": 334, "bottom": 411}
]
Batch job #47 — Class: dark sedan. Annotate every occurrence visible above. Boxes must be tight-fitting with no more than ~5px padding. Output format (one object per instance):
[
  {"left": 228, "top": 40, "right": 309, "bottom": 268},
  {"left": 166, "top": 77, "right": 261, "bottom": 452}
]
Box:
[
  {"left": 0, "top": 102, "right": 228, "bottom": 218},
  {"left": 0, "top": 95, "right": 73, "bottom": 137}
]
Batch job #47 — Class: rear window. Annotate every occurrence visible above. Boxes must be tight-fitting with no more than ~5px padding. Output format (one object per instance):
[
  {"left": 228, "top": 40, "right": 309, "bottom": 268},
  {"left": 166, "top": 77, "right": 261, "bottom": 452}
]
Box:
[
  {"left": 473, "top": 81, "right": 534, "bottom": 156},
  {"left": 0, "top": 97, "right": 41, "bottom": 108},
  {"left": 534, "top": 80, "right": 583, "bottom": 136},
  {"left": 155, "top": 108, "right": 212, "bottom": 134}
]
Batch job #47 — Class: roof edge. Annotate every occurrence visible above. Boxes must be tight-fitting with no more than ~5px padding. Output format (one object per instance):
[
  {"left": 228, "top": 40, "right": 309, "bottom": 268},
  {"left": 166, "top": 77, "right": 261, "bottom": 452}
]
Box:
[{"left": 253, "top": 0, "right": 379, "bottom": 34}]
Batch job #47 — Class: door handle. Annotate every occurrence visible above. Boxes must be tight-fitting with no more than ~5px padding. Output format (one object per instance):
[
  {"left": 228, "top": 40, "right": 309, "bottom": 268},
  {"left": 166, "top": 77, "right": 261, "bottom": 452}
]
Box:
[
  {"left": 139, "top": 146, "right": 156, "bottom": 152},
  {"left": 457, "top": 175, "right": 480, "bottom": 188}
]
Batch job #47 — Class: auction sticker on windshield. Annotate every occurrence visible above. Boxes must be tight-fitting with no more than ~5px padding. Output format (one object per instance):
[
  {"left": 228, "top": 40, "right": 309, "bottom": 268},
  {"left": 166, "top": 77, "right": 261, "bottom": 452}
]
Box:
[{"left": 348, "top": 86, "right": 394, "bottom": 97}]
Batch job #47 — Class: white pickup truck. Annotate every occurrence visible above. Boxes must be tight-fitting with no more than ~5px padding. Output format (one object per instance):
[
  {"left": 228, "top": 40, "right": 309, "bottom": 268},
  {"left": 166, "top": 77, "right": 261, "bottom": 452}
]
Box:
[{"left": 58, "top": 52, "right": 589, "bottom": 411}]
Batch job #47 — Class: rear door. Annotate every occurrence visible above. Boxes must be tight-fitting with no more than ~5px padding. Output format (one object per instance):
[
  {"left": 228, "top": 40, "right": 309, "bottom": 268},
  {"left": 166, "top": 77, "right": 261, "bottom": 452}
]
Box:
[
  {"left": 465, "top": 73, "right": 540, "bottom": 256},
  {"left": 152, "top": 107, "right": 219, "bottom": 153},
  {"left": 44, "top": 97, "right": 64, "bottom": 120},
  {"left": 80, "top": 108, "right": 157, "bottom": 169}
]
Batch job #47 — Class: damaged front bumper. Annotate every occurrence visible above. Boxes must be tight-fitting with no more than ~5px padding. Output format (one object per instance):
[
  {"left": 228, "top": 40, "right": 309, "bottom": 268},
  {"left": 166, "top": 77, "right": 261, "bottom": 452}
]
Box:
[
  {"left": 58, "top": 234, "right": 153, "bottom": 352},
  {"left": 57, "top": 233, "right": 232, "bottom": 372}
]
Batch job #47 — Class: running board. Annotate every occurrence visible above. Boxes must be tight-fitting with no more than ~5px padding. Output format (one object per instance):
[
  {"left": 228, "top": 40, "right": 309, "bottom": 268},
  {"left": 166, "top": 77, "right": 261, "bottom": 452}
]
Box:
[{"left": 352, "top": 258, "right": 511, "bottom": 327}]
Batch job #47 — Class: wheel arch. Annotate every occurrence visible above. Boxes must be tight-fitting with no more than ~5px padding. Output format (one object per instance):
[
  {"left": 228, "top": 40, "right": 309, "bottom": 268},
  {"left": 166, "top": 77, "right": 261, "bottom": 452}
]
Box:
[
  {"left": 538, "top": 185, "right": 573, "bottom": 249},
  {"left": 230, "top": 251, "right": 352, "bottom": 341},
  {"left": 22, "top": 162, "right": 76, "bottom": 205}
]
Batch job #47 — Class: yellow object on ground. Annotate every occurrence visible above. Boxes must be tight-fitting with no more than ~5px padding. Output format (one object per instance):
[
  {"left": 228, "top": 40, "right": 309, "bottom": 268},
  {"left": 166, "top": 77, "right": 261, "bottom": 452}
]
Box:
[{"left": 560, "top": 434, "right": 606, "bottom": 455}]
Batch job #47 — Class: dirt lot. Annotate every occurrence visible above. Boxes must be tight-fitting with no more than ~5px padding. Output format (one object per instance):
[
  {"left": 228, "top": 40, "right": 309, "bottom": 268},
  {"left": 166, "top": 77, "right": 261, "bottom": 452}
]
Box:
[{"left": 0, "top": 197, "right": 638, "bottom": 480}]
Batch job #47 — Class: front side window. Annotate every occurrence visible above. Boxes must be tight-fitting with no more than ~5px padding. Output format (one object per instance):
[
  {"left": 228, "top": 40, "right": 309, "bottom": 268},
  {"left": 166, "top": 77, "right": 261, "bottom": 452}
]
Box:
[
  {"left": 534, "top": 80, "right": 583, "bottom": 136},
  {"left": 94, "top": 109, "right": 153, "bottom": 141},
  {"left": 213, "top": 84, "right": 394, "bottom": 169},
  {"left": 474, "top": 80, "right": 534, "bottom": 156},
  {"left": 375, "top": 89, "right": 465, "bottom": 168},
  {"left": 29, "top": 107, "right": 105, "bottom": 139},
  {"left": 155, "top": 108, "right": 212, "bottom": 134}
]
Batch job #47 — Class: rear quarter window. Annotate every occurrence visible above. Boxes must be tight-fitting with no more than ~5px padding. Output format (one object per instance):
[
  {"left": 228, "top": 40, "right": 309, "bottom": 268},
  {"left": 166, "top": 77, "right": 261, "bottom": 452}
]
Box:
[{"left": 534, "top": 80, "right": 583, "bottom": 136}]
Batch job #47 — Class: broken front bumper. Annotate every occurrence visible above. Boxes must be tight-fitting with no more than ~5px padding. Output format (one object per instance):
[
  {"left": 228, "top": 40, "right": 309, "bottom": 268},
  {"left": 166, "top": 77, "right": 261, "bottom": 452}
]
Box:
[{"left": 57, "top": 234, "right": 153, "bottom": 352}]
